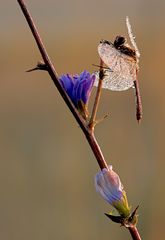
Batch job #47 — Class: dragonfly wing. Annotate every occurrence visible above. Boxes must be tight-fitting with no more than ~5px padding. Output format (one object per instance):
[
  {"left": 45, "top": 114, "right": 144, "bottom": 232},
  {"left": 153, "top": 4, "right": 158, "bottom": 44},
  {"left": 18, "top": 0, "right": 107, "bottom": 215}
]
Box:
[
  {"left": 97, "top": 42, "right": 137, "bottom": 91},
  {"left": 94, "top": 70, "right": 134, "bottom": 91}
]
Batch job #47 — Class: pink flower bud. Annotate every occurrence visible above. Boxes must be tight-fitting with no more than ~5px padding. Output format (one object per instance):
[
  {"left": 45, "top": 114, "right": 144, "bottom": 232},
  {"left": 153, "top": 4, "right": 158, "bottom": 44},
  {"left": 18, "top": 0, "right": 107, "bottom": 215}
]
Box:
[{"left": 95, "top": 165, "right": 130, "bottom": 217}]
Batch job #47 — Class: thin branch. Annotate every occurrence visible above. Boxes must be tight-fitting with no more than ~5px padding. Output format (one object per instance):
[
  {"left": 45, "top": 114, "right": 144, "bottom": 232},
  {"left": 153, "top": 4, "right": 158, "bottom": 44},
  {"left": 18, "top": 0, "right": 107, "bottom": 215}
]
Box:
[
  {"left": 17, "top": 0, "right": 107, "bottom": 170},
  {"left": 128, "top": 226, "right": 142, "bottom": 240},
  {"left": 88, "top": 59, "right": 104, "bottom": 131}
]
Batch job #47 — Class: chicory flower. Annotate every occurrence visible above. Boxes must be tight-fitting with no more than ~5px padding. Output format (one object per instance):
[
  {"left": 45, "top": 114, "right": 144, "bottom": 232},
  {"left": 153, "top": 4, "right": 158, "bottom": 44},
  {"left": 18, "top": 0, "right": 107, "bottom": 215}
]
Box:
[
  {"left": 95, "top": 165, "right": 130, "bottom": 218},
  {"left": 59, "top": 70, "right": 95, "bottom": 119}
]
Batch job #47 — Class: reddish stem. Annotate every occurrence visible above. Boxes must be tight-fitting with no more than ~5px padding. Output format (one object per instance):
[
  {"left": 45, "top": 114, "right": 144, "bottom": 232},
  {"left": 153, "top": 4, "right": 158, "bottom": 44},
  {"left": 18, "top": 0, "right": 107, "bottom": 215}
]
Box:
[
  {"left": 128, "top": 226, "right": 142, "bottom": 240},
  {"left": 17, "top": 0, "right": 107, "bottom": 170},
  {"left": 89, "top": 59, "right": 104, "bottom": 131}
]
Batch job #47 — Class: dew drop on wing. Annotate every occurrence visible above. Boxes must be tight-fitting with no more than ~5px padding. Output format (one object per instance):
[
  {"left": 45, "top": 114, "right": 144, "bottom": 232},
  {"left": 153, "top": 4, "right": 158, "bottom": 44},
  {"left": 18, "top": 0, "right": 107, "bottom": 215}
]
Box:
[
  {"left": 96, "top": 41, "right": 137, "bottom": 91},
  {"left": 94, "top": 70, "right": 134, "bottom": 91}
]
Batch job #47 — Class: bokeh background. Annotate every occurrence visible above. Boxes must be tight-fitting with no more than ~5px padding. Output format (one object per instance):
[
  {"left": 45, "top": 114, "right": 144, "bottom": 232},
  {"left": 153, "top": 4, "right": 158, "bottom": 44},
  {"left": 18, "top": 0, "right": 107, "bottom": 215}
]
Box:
[{"left": 0, "top": 0, "right": 165, "bottom": 239}]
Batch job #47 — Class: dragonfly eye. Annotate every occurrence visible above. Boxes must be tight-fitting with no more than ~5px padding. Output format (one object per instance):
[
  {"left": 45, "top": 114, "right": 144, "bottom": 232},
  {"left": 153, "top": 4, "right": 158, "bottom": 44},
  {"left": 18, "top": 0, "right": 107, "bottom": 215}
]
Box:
[
  {"left": 100, "top": 39, "right": 110, "bottom": 45},
  {"left": 114, "top": 36, "right": 126, "bottom": 48}
]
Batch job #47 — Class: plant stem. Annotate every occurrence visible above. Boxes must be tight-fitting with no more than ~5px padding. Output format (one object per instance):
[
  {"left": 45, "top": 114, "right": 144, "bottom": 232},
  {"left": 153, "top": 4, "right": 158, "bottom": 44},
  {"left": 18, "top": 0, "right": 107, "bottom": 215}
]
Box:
[
  {"left": 88, "top": 59, "right": 104, "bottom": 130},
  {"left": 128, "top": 226, "right": 142, "bottom": 240},
  {"left": 17, "top": 1, "right": 142, "bottom": 239},
  {"left": 17, "top": 0, "right": 107, "bottom": 170}
]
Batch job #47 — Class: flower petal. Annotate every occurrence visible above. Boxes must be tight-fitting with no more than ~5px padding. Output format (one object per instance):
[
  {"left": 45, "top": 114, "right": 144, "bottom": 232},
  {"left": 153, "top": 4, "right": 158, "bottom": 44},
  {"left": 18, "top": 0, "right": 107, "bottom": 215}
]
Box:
[
  {"left": 95, "top": 165, "right": 130, "bottom": 217},
  {"left": 59, "top": 70, "right": 94, "bottom": 106},
  {"left": 95, "top": 165, "right": 123, "bottom": 204}
]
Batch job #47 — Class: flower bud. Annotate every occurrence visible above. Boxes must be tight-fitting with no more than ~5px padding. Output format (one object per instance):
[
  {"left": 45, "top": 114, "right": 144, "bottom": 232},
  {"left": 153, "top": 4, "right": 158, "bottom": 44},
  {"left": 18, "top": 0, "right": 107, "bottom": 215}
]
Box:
[{"left": 95, "top": 165, "right": 130, "bottom": 218}]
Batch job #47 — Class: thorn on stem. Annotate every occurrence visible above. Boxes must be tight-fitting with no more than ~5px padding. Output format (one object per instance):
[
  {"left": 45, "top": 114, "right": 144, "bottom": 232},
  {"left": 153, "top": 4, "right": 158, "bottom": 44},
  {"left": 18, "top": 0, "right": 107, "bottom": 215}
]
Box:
[
  {"left": 26, "top": 61, "right": 48, "bottom": 72},
  {"left": 105, "top": 213, "right": 125, "bottom": 224},
  {"left": 128, "top": 205, "right": 139, "bottom": 222},
  {"left": 96, "top": 114, "right": 109, "bottom": 124}
]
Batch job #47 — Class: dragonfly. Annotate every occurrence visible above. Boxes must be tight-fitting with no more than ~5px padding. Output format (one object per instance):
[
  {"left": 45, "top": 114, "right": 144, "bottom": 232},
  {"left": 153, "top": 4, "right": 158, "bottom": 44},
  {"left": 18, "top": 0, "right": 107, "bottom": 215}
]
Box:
[{"left": 94, "top": 17, "right": 142, "bottom": 122}]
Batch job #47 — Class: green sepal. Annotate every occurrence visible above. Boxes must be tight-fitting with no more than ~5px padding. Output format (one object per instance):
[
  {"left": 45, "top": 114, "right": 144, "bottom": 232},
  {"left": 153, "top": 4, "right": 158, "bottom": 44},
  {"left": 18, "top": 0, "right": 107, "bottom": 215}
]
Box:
[
  {"left": 105, "top": 205, "right": 139, "bottom": 227},
  {"left": 128, "top": 205, "right": 139, "bottom": 225},
  {"left": 113, "top": 190, "right": 131, "bottom": 218},
  {"left": 105, "top": 213, "right": 125, "bottom": 224}
]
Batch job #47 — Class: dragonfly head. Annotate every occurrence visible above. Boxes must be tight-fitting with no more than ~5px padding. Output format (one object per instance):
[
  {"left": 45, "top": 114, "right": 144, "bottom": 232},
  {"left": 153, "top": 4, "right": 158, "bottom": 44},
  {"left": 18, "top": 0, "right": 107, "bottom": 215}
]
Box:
[{"left": 114, "top": 36, "right": 126, "bottom": 49}]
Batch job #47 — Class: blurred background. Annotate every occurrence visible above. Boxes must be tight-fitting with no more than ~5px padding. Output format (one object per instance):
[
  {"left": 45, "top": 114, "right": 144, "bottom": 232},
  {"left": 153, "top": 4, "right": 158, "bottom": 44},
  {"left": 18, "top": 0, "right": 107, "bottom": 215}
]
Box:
[{"left": 0, "top": 0, "right": 164, "bottom": 239}]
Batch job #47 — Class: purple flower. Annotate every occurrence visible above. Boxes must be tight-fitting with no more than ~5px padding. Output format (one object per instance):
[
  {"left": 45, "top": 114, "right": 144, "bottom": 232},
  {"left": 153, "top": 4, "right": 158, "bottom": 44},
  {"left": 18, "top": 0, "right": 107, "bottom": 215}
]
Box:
[
  {"left": 95, "top": 165, "right": 130, "bottom": 217},
  {"left": 59, "top": 70, "right": 95, "bottom": 108}
]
